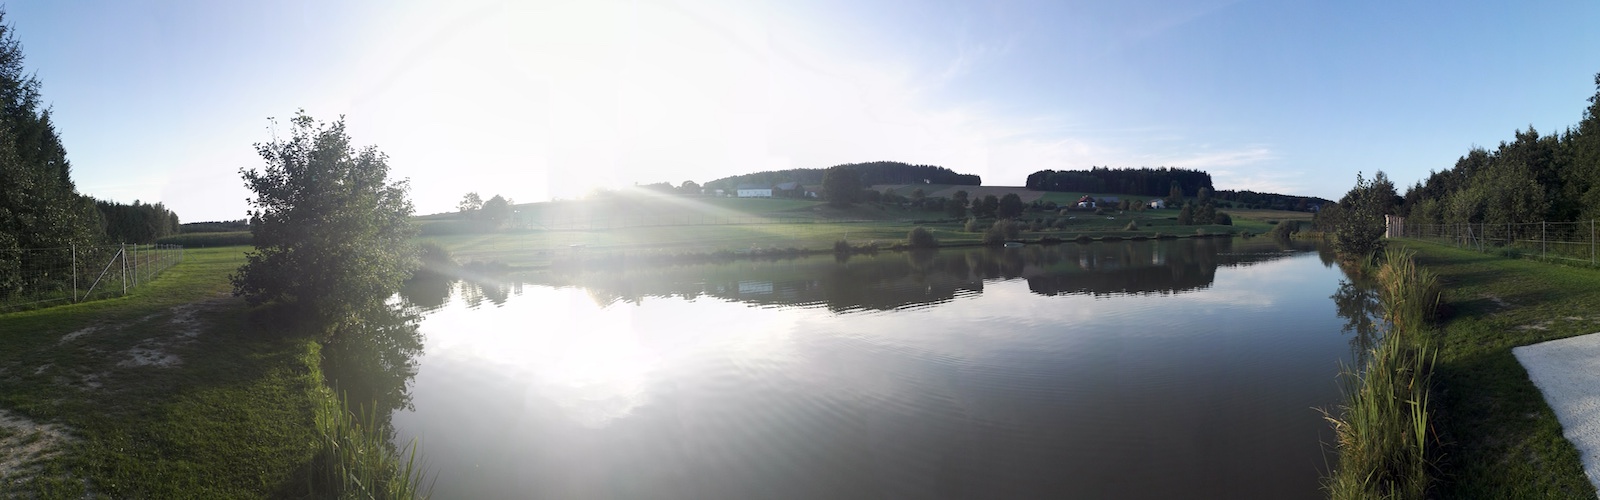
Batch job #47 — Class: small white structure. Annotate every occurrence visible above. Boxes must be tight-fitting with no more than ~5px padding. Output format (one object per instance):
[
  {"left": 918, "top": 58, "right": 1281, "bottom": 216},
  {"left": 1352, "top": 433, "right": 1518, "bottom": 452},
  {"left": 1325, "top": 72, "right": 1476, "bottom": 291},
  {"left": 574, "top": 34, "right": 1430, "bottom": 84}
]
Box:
[
  {"left": 736, "top": 184, "right": 773, "bottom": 198},
  {"left": 1148, "top": 199, "right": 1167, "bottom": 209}
]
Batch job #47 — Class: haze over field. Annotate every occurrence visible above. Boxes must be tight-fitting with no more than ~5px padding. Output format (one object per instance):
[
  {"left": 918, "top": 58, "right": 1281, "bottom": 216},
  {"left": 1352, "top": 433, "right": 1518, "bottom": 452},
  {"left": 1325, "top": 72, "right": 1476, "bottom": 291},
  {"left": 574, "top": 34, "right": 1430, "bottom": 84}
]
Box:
[{"left": 10, "top": 0, "right": 1600, "bottom": 221}]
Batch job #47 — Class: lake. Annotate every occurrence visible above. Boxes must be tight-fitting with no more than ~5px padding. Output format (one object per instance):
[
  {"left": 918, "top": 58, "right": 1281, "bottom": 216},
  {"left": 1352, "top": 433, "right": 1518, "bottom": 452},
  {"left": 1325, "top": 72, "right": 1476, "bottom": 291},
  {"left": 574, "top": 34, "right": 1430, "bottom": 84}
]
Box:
[{"left": 376, "top": 237, "right": 1369, "bottom": 499}]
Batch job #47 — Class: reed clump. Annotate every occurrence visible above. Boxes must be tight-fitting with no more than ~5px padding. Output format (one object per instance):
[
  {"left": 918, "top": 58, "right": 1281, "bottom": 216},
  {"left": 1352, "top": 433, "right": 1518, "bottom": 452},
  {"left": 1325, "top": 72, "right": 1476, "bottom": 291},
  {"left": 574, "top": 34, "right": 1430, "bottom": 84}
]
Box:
[
  {"left": 307, "top": 387, "right": 433, "bottom": 499},
  {"left": 1323, "top": 248, "right": 1441, "bottom": 500}
]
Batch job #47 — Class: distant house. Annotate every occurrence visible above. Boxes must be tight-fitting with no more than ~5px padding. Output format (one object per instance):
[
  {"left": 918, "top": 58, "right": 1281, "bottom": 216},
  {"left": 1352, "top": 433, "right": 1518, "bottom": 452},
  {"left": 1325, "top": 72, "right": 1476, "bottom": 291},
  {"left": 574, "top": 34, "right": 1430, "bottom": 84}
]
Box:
[
  {"left": 1076, "top": 195, "right": 1096, "bottom": 209},
  {"left": 802, "top": 185, "right": 821, "bottom": 198},
  {"left": 774, "top": 182, "right": 802, "bottom": 198},
  {"left": 736, "top": 184, "right": 773, "bottom": 198},
  {"left": 1148, "top": 199, "right": 1167, "bottom": 209}
]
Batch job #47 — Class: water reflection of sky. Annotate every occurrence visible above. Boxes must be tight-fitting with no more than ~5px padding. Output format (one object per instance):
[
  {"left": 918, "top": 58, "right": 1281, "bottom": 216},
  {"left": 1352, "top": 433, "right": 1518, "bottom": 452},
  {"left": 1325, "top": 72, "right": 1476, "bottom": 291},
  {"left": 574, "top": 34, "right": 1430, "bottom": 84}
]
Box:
[{"left": 394, "top": 244, "right": 1355, "bottom": 499}]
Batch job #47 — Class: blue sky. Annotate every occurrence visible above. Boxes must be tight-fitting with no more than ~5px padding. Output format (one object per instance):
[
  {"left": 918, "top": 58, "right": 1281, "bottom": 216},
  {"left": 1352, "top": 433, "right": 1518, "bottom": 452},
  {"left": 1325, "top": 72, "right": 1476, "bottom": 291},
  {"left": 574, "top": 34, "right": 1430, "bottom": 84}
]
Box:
[{"left": 9, "top": 0, "right": 1600, "bottom": 221}]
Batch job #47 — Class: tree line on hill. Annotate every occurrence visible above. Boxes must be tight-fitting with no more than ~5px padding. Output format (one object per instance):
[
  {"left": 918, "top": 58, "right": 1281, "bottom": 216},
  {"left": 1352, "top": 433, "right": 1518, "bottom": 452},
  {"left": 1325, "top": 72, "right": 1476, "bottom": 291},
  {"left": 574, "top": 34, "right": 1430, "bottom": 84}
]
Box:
[
  {"left": 703, "top": 161, "right": 980, "bottom": 192},
  {"left": 1025, "top": 166, "right": 1325, "bottom": 212},
  {"left": 1396, "top": 75, "right": 1600, "bottom": 227},
  {"left": 1321, "top": 72, "right": 1600, "bottom": 259},
  {"left": 1025, "top": 166, "right": 1213, "bottom": 198}
]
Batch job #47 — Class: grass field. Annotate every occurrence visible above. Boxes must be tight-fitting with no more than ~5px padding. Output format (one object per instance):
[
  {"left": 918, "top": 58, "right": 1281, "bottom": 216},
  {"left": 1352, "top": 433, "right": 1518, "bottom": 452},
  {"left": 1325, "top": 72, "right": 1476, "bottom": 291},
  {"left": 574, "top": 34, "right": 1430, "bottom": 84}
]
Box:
[
  {"left": 0, "top": 247, "right": 431, "bottom": 498},
  {"left": 1396, "top": 240, "right": 1593, "bottom": 498}
]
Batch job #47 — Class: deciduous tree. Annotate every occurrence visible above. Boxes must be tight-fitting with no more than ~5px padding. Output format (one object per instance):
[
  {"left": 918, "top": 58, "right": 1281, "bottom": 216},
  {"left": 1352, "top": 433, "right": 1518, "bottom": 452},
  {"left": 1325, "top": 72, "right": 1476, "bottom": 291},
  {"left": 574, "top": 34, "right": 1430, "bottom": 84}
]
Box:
[{"left": 231, "top": 112, "right": 419, "bottom": 321}]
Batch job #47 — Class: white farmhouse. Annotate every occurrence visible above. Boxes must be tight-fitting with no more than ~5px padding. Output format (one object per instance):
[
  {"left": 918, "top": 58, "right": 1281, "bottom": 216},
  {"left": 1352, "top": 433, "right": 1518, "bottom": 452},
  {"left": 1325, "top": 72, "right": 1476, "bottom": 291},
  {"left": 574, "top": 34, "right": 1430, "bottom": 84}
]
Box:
[
  {"left": 1148, "top": 199, "right": 1167, "bottom": 209},
  {"left": 736, "top": 184, "right": 773, "bottom": 198}
]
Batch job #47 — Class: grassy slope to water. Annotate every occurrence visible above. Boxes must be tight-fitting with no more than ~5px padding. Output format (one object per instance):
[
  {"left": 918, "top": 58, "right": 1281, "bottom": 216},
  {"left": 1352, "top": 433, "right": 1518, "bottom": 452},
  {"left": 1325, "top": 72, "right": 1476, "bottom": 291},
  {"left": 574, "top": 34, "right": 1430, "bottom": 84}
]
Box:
[
  {"left": 1398, "top": 240, "right": 1593, "bottom": 497},
  {"left": 0, "top": 247, "right": 324, "bottom": 498}
]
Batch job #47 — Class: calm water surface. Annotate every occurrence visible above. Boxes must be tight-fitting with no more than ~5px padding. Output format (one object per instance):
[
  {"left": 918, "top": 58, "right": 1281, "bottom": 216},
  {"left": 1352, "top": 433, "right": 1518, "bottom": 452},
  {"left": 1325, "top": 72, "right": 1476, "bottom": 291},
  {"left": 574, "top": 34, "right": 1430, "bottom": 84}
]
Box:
[{"left": 386, "top": 237, "right": 1365, "bottom": 499}]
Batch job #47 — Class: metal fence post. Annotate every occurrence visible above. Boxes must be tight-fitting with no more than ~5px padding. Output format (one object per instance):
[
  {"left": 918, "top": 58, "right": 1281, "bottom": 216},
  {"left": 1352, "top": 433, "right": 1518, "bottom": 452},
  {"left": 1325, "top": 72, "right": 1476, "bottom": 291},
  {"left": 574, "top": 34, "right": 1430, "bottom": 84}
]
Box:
[
  {"left": 1542, "top": 221, "right": 1547, "bottom": 259},
  {"left": 120, "top": 243, "right": 127, "bottom": 295}
]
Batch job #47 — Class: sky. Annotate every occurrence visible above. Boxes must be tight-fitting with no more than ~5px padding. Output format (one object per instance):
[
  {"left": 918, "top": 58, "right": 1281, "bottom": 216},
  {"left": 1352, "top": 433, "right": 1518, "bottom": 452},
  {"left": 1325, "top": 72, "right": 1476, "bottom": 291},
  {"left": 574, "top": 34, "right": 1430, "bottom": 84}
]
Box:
[{"left": 8, "top": 0, "right": 1600, "bottom": 222}]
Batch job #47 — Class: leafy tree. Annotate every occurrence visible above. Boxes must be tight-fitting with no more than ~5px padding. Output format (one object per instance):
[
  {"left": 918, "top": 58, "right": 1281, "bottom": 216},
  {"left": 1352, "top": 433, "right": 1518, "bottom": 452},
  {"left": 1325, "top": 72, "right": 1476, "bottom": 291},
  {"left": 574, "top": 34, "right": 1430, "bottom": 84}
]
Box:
[
  {"left": 1177, "top": 203, "right": 1194, "bottom": 225},
  {"left": 946, "top": 190, "right": 969, "bottom": 218},
  {"left": 680, "top": 180, "right": 701, "bottom": 195},
  {"left": 997, "top": 193, "right": 1024, "bottom": 219},
  {"left": 480, "top": 194, "right": 512, "bottom": 227},
  {"left": 822, "top": 165, "right": 861, "bottom": 207},
  {"left": 1331, "top": 171, "right": 1391, "bottom": 259},
  {"left": 972, "top": 195, "right": 1000, "bottom": 218},
  {"left": 910, "top": 188, "right": 925, "bottom": 203},
  {"left": 457, "top": 192, "right": 482, "bottom": 213},
  {"left": 231, "top": 112, "right": 419, "bottom": 321}
]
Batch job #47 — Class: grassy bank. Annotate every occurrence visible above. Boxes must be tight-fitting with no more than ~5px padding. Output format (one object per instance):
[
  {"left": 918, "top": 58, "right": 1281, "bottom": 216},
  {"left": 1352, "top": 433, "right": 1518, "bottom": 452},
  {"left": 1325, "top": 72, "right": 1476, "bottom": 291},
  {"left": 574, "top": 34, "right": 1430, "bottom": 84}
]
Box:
[
  {"left": 1323, "top": 249, "right": 1441, "bottom": 499},
  {"left": 1394, "top": 240, "right": 1593, "bottom": 497},
  {"left": 0, "top": 246, "right": 425, "bottom": 498}
]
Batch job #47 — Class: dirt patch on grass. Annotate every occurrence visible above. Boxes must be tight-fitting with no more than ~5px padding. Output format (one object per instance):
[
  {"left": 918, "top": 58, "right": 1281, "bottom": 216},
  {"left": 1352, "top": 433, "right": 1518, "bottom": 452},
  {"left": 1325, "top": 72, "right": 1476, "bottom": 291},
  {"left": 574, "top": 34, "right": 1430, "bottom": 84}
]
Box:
[
  {"left": 113, "top": 301, "right": 218, "bottom": 369},
  {"left": 0, "top": 409, "right": 71, "bottom": 481}
]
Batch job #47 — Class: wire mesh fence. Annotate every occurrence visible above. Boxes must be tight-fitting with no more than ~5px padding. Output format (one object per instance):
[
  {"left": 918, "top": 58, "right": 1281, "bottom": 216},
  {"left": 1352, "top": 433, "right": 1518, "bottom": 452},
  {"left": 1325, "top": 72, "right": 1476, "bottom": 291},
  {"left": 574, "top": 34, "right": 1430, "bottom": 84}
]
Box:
[
  {"left": 0, "top": 243, "right": 185, "bottom": 312},
  {"left": 1401, "top": 221, "right": 1600, "bottom": 264}
]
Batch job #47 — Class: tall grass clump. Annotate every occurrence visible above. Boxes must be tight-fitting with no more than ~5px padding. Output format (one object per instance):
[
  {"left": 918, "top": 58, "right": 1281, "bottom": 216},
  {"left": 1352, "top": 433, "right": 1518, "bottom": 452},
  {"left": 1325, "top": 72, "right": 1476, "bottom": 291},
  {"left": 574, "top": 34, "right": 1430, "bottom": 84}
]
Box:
[
  {"left": 307, "top": 389, "right": 433, "bottom": 499},
  {"left": 1323, "top": 248, "right": 1441, "bottom": 500}
]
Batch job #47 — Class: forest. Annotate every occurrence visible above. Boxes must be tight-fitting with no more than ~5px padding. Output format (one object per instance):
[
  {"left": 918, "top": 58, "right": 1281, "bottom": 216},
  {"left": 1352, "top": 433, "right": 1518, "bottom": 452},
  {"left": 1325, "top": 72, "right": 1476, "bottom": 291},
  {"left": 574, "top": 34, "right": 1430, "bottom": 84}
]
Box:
[
  {"left": 704, "top": 161, "right": 981, "bottom": 192},
  {"left": 1398, "top": 73, "right": 1600, "bottom": 226},
  {"left": 1024, "top": 166, "right": 1213, "bottom": 197},
  {"left": 0, "top": 18, "right": 182, "bottom": 255}
]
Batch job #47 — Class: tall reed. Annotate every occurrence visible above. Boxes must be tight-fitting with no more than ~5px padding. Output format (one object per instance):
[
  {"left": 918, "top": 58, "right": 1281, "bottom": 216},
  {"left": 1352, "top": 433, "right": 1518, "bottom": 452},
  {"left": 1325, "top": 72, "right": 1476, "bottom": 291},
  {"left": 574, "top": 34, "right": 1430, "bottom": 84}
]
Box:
[
  {"left": 307, "top": 385, "right": 433, "bottom": 499},
  {"left": 1323, "top": 248, "right": 1441, "bottom": 500}
]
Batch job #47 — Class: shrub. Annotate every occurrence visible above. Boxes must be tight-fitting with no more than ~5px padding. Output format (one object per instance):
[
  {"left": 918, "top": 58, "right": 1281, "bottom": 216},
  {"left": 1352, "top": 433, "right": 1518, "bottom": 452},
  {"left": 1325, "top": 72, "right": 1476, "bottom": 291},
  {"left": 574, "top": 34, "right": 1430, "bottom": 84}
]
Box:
[
  {"left": 906, "top": 227, "right": 938, "bottom": 249},
  {"left": 1214, "top": 212, "right": 1233, "bottom": 225},
  {"left": 1029, "top": 220, "right": 1044, "bottom": 232},
  {"left": 1094, "top": 208, "right": 1107, "bottom": 216},
  {"left": 1271, "top": 220, "right": 1301, "bottom": 240},
  {"left": 1123, "top": 221, "right": 1139, "bottom": 231},
  {"left": 982, "top": 220, "right": 1020, "bottom": 245},
  {"left": 834, "top": 239, "right": 851, "bottom": 254},
  {"left": 964, "top": 217, "right": 981, "bottom": 232}
]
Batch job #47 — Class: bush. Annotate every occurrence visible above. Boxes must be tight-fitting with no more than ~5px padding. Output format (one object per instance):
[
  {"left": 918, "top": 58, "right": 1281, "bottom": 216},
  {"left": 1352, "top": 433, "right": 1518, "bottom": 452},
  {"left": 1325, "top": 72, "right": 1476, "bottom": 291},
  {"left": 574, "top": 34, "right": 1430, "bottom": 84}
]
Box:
[
  {"left": 1271, "top": 220, "right": 1301, "bottom": 240},
  {"left": 834, "top": 239, "right": 851, "bottom": 254},
  {"left": 906, "top": 227, "right": 938, "bottom": 249},
  {"left": 1123, "top": 221, "right": 1139, "bottom": 231},
  {"left": 982, "top": 220, "right": 1020, "bottom": 245},
  {"left": 1214, "top": 212, "right": 1232, "bottom": 225},
  {"left": 1094, "top": 208, "right": 1107, "bottom": 216},
  {"left": 963, "top": 217, "right": 981, "bottom": 233}
]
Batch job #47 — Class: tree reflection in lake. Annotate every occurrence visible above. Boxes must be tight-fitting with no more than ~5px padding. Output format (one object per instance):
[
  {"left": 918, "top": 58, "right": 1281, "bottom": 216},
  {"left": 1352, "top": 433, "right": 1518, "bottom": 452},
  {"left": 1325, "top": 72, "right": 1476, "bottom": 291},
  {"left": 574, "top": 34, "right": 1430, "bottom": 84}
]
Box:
[
  {"left": 1329, "top": 274, "right": 1385, "bottom": 365},
  {"left": 319, "top": 301, "right": 426, "bottom": 434},
  {"left": 429, "top": 237, "right": 1323, "bottom": 314}
]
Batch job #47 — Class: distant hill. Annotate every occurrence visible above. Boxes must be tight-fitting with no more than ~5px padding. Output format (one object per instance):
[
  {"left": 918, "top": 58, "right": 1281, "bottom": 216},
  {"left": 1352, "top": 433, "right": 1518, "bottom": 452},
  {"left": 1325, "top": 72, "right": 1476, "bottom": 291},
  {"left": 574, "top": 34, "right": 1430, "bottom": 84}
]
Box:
[
  {"left": 1024, "top": 167, "right": 1327, "bottom": 212},
  {"left": 705, "top": 161, "right": 980, "bottom": 191}
]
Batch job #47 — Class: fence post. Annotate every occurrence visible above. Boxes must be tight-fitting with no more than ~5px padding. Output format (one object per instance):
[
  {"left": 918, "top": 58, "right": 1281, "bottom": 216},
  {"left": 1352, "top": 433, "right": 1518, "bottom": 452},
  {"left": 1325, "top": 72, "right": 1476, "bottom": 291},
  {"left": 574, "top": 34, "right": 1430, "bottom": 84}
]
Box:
[
  {"left": 71, "top": 244, "right": 77, "bottom": 303},
  {"left": 1542, "top": 221, "right": 1547, "bottom": 259},
  {"left": 120, "top": 243, "right": 127, "bottom": 295}
]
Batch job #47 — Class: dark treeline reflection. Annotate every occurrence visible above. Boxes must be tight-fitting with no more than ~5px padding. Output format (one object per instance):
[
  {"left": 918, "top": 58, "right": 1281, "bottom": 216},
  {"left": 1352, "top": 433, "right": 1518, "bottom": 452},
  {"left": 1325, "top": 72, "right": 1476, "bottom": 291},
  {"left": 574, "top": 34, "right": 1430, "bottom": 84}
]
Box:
[{"left": 400, "top": 237, "right": 1321, "bottom": 314}]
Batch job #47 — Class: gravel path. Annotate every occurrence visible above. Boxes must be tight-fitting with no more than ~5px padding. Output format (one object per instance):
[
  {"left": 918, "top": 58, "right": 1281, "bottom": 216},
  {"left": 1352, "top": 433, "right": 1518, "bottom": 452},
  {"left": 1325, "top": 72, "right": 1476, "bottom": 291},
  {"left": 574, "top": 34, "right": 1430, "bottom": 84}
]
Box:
[{"left": 1513, "top": 333, "right": 1600, "bottom": 496}]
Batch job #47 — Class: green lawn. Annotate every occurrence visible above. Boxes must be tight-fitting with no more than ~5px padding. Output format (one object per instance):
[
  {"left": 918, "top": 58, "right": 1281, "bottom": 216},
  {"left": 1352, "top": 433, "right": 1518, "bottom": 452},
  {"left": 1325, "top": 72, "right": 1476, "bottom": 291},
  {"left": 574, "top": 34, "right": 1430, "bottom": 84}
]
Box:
[
  {"left": 1397, "top": 240, "right": 1593, "bottom": 498},
  {"left": 0, "top": 247, "right": 326, "bottom": 498}
]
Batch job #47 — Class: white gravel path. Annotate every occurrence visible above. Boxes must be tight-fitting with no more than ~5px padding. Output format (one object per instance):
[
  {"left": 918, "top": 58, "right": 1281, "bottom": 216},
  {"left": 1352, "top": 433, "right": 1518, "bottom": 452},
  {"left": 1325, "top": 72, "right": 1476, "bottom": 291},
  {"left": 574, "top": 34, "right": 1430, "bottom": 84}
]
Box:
[{"left": 1513, "top": 333, "right": 1600, "bottom": 496}]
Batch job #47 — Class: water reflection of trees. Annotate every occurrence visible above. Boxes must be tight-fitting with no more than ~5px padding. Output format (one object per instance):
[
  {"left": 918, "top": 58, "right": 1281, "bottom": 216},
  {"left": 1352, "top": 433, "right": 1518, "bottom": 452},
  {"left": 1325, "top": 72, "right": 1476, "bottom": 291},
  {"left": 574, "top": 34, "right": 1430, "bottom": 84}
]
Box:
[
  {"left": 508, "top": 237, "right": 1319, "bottom": 313},
  {"left": 320, "top": 301, "right": 426, "bottom": 434},
  {"left": 1329, "top": 273, "right": 1384, "bottom": 366}
]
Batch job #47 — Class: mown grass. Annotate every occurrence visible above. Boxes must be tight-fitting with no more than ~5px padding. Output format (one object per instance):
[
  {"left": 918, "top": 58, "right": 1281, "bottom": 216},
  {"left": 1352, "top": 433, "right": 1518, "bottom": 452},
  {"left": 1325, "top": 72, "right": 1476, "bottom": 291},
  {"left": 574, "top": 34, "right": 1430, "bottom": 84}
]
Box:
[
  {"left": 0, "top": 246, "right": 428, "bottom": 498},
  {"left": 1323, "top": 248, "right": 1442, "bottom": 499},
  {"left": 1393, "top": 240, "right": 1594, "bottom": 498}
]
